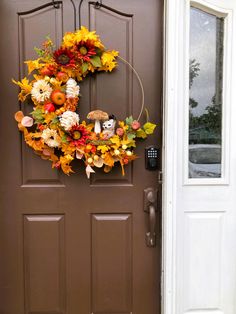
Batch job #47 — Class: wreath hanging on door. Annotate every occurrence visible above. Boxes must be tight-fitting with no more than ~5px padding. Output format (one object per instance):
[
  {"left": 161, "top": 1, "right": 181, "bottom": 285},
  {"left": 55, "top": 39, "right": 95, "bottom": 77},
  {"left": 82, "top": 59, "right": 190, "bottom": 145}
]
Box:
[{"left": 13, "top": 27, "right": 156, "bottom": 178}]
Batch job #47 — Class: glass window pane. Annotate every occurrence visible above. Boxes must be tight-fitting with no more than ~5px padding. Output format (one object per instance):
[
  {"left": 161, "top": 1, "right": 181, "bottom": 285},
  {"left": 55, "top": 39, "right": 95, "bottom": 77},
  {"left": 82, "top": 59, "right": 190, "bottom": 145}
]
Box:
[{"left": 189, "top": 7, "right": 224, "bottom": 178}]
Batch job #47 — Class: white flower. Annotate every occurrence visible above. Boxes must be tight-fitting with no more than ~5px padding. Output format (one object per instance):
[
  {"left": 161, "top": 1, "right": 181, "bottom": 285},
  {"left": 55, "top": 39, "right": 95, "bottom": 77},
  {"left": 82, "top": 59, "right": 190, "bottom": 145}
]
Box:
[
  {"left": 41, "top": 128, "right": 61, "bottom": 148},
  {"left": 59, "top": 110, "right": 80, "bottom": 131},
  {"left": 31, "top": 79, "right": 52, "bottom": 102},
  {"left": 66, "top": 78, "right": 80, "bottom": 98}
]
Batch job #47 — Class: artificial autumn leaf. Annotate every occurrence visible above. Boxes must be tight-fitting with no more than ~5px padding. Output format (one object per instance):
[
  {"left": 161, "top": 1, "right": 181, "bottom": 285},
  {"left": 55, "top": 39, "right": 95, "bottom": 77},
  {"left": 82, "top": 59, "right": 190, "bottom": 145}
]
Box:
[
  {"left": 25, "top": 59, "right": 42, "bottom": 74},
  {"left": 61, "top": 134, "right": 69, "bottom": 144},
  {"left": 110, "top": 135, "right": 121, "bottom": 147},
  {"left": 61, "top": 143, "right": 76, "bottom": 155},
  {"left": 125, "top": 116, "right": 134, "bottom": 126},
  {"left": 100, "top": 50, "right": 118, "bottom": 71},
  {"left": 12, "top": 77, "right": 32, "bottom": 102},
  {"left": 45, "top": 112, "right": 57, "bottom": 124},
  {"left": 136, "top": 128, "right": 147, "bottom": 139},
  {"left": 26, "top": 138, "right": 45, "bottom": 151},
  {"left": 127, "top": 132, "right": 136, "bottom": 140},
  {"left": 118, "top": 121, "right": 125, "bottom": 128},
  {"left": 103, "top": 153, "right": 114, "bottom": 167},
  {"left": 51, "top": 116, "right": 59, "bottom": 125},
  {"left": 82, "top": 62, "right": 88, "bottom": 73},
  {"left": 143, "top": 122, "right": 156, "bottom": 135},
  {"left": 97, "top": 145, "right": 109, "bottom": 153},
  {"left": 60, "top": 155, "right": 74, "bottom": 175},
  {"left": 31, "top": 108, "right": 44, "bottom": 123},
  {"left": 90, "top": 56, "right": 102, "bottom": 68}
]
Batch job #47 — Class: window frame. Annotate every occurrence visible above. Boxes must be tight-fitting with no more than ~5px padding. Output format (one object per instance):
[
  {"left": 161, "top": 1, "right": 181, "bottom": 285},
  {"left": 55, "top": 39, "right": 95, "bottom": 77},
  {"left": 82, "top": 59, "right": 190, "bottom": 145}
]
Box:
[{"left": 183, "top": 0, "right": 232, "bottom": 186}]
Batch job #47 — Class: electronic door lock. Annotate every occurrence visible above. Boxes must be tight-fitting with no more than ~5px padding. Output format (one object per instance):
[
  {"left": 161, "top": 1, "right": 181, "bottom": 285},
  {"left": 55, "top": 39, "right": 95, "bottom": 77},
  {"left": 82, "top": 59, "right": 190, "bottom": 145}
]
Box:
[{"left": 145, "top": 146, "right": 159, "bottom": 171}]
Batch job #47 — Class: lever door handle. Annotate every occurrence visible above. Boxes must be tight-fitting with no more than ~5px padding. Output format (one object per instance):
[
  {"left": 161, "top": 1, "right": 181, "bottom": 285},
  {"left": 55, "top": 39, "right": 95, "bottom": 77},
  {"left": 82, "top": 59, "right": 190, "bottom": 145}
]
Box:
[
  {"left": 144, "top": 187, "right": 157, "bottom": 247},
  {"left": 146, "top": 204, "right": 156, "bottom": 247}
]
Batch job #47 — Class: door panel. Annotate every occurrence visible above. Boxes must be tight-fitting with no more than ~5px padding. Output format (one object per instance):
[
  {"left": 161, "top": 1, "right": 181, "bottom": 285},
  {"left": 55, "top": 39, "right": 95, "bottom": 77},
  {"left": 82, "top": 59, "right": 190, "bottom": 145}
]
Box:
[
  {"left": 92, "top": 214, "right": 132, "bottom": 313},
  {"left": 18, "top": 2, "right": 64, "bottom": 186},
  {"left": 24, "top": 215, "right": 66, "bottom": 313},
  {"left": 0, "top": 0, "right": 163, "bottom": 313}
]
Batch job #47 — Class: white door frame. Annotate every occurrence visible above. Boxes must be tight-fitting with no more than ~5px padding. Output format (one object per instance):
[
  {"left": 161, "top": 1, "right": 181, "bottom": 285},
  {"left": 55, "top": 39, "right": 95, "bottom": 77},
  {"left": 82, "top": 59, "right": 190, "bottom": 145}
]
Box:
[
  {"left": 162, "top": 1, "right": 236, "bottom": 313},
  {"left": 162, "top": 1, "right": 179, "bottom": 312}
]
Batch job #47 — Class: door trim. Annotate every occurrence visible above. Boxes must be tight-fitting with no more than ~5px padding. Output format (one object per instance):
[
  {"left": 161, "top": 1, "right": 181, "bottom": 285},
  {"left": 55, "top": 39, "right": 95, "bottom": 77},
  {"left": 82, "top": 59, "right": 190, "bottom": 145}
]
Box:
[
  {"left": 162, "top": 1, "right": 179, "bottom": 313},
  {"left": 162, "top": 1, "right": 233, "bottom": 313}
]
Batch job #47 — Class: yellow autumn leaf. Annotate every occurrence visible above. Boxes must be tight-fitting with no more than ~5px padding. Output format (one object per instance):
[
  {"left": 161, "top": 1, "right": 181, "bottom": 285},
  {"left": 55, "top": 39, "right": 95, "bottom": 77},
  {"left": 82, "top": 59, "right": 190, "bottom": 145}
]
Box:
[
  {"left": 143, "top": 122, "right": 157, "bottom": 135},
  {"left": 97, "top": 145, "right": 109, "bottom": 153},
  {"left": 121, "top": 138, "right": 136, "bottom": 147},
  {"left": 62, "top": 32, "right": 76, "bottom": 48},
  {"left": 61, "top": 143, "right": 76, "bottom": 155},
  {"left": 44, "top": 112, "right": 57, "bottom": 124},
  {"left": 101, "top": 50, "right": 118, "bottom": 67},
  {"left": 12, "top": 77, "right": 32, "bottom": 101},
  {"left": 60, "top": 155, "right": 74, "bottom": 175},
  {"left": 110, "top": 135, "right": 121, "bottom": 146},
  {"left": 25, "top": 58, "right": 42, "bottom": 74}
]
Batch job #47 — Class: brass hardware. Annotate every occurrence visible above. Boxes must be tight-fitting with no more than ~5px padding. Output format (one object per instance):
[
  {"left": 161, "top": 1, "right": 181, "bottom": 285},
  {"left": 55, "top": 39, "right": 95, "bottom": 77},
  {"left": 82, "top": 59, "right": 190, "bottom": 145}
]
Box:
[{"left": 144, "top": 187, "right": 157, "bottom": 247}]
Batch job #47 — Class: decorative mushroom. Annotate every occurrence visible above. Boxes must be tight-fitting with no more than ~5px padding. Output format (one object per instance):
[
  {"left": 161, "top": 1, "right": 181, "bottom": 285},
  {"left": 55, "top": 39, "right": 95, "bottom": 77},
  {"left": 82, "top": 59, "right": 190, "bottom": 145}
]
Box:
[{"left": 87, "top": 110, "right": 109, "bottom": 134}]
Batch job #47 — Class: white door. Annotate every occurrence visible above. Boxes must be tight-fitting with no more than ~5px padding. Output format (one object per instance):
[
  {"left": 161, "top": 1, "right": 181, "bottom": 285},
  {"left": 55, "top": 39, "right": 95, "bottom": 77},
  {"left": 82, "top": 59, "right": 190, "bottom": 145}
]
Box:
[{"left": 163, "top": 0, "right": 236, "bottom": 313}]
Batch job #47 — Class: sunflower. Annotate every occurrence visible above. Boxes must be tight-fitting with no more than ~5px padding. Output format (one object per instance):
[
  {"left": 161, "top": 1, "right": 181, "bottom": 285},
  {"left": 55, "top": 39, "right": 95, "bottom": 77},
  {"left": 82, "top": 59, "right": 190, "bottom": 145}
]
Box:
[
  {"left": 54, "top": 48, "right": 76, "bottom": 67},
  {"left": 69, "top": 125, "right": 90, "bottom": 146},
  {"left": 31, "top": 79, "right": 52, "bottom": 102},
  {"left": 76, "top": 41, "right": 96, "bottom": 62}
]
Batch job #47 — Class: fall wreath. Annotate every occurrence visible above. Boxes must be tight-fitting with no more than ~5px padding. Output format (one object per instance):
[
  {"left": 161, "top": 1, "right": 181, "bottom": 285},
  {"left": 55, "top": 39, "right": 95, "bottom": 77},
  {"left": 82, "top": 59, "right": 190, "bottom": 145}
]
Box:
[{"left": 13, "top": 26, "right": 156, "bottom": 178}]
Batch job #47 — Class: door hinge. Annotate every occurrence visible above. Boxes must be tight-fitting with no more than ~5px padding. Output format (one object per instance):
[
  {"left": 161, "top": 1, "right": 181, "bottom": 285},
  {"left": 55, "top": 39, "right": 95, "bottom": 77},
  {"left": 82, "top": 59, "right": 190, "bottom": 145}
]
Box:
[{"left": 158, "top": 170, "right": 163, "bottom": 184}]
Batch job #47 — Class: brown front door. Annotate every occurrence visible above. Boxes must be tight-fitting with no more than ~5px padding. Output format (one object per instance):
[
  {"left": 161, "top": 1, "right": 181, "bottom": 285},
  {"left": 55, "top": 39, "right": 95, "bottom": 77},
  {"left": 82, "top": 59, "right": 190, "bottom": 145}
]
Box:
[{"left": 0, "top": 0, "right": 163, "bottom": 313}]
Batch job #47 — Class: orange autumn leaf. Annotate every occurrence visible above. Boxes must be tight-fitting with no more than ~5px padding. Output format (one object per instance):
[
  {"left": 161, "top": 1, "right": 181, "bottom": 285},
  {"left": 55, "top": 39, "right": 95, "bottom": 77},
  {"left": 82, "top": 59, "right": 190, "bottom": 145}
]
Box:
[{"left": 103, "top": 153, "right": 114, "bottom": 167}]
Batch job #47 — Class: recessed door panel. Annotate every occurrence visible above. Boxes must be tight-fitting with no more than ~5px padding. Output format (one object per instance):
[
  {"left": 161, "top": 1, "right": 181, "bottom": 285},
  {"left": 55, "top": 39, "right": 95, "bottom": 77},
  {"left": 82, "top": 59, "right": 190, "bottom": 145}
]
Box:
[
  {"left": 23, "top": 215, "right": 66, "bottom": 314},
  {"left": 92, "top": 214, "right": 132, "bottom": 313},
  {"left": 18, "top": 3, "right": 64, "bottom": 186}
]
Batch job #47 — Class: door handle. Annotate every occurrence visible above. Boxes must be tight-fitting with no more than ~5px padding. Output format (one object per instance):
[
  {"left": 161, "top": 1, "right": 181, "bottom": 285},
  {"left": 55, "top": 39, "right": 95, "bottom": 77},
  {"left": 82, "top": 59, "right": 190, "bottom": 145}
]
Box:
[{"left": 144, "top": 188, "right": 157, "bottom": 247}]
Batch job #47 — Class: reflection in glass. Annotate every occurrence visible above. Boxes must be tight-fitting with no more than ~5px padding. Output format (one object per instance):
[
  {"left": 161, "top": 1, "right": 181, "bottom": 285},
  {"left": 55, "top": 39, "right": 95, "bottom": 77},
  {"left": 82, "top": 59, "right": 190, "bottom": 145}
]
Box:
[{"left": 189, "top": 7, "right": 224, "bottom": 178}]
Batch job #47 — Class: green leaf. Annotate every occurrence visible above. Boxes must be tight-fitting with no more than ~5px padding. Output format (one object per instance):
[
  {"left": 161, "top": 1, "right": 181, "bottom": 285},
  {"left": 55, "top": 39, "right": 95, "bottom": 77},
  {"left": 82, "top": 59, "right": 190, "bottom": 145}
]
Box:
[
  {"left": 125, "top": 116, "right": 134, "bottom": 126},
  {"left": 136, "top": 128, "right": 147, "bottom": 139},
  {"left": 82, "top": 62, "right": 89, "bottom": 73},
  {"left": 34, "top": 47, "right": 44, "bottom": 57},
  {"left": 31, "top": 108, "right": 44, "bottom": 123},
  {"left": 127, "top": 132, "right": 136, "bottom": 140},
  {"left": 51, "top": 116, "right": 59, "bottom": 125},
  {"left": 90, "top": 56, "right": 102, "bottom": 68},
  {"left": 143, "top": 122, "right": 156, "bottom": 135},
  {"left": 61, "top": 134, "right": 69, "bottom": 144}
]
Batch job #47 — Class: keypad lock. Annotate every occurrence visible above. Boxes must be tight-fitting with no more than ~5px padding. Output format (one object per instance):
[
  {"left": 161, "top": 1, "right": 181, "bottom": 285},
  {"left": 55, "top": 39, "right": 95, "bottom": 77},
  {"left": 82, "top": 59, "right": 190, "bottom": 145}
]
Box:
[{"left": 145, "top": 146, "right": 159, "bottom": 171}]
